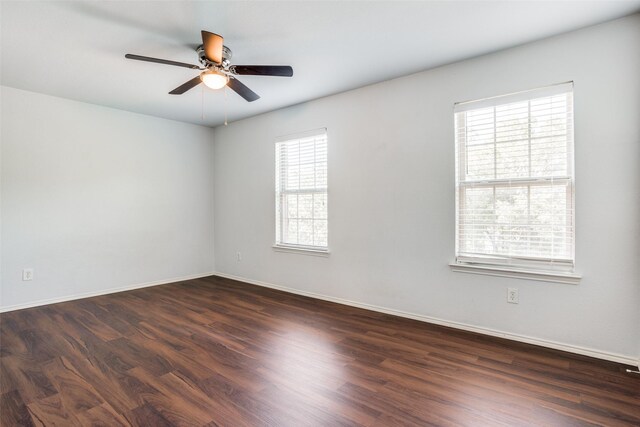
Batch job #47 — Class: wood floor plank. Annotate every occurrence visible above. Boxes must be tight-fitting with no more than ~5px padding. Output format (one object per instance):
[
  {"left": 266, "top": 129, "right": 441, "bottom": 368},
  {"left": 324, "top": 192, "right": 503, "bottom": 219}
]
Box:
[
  {"left": 73, "top": 402, "right": 130, "bottom": 427},
  {"left": 40, "top": 356, "right": 104, "bottom": 413},
  {"left": 125, "top": 367, "right": 215, "bottom": 426},
  {"left": 0, "top": 390, "right": 35, "bottom": 426},
  {"left": 1, "top": 275, "right": 639, "bottom": 426},
  {"left": 130, "top": 402, "right": 174, "bottom": 427},
  {"left": 26, "top": 393, "right": 82, "bottom": 426},
  {"left": 1, "top": 356, "right": 58, "bottom": 404}
]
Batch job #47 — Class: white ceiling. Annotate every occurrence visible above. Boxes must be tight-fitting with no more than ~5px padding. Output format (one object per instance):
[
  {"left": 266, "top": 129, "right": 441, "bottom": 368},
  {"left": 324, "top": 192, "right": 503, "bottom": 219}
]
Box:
[{"left": 2, "top": 1, "right": 639, "bottom": 128}]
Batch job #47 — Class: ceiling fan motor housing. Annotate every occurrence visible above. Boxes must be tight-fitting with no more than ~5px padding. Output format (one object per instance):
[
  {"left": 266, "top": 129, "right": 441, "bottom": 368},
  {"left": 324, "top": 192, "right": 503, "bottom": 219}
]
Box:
[{"left": 197, "top": 45, "right": 232, "bottom": 69}]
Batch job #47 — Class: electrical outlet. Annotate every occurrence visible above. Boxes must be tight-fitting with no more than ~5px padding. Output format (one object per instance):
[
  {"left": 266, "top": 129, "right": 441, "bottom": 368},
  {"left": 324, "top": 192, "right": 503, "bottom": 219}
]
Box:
[
  {"left": 22, "top": 268, "right": 34, "bottom": 281},
  {"left": 236, "top": 252, "right": 242, "bottom": 262},
  {"left": 507, "top": 287, "right": 519, "bottom": 304}
]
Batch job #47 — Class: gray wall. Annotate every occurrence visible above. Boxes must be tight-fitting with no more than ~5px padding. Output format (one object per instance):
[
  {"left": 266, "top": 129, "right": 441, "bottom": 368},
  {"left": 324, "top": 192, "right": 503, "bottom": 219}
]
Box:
[
  {"left": 213, "top": 15, "right": 640, "bottom": 361},
  {"left": 1, "top": 87, "right": 216, "bottom": 310}
]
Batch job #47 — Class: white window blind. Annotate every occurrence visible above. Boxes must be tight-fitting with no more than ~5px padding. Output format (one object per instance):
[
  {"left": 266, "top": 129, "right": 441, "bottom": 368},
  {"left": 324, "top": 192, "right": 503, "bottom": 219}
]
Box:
[
  {"left": 275, "top": 129, "right": 328, "bottom": 250},
  {"left": 454, "top": 82, "right": 575, "bottom": 271}
]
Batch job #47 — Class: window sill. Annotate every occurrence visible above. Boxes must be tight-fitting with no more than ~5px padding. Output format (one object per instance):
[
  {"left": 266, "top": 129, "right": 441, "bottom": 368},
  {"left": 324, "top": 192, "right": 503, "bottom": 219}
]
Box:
[
  {"left": 449, "top": 262, "right": 581, "bottom": 285},
  {"left": 272, "top": 245, "right": 330, "bottom": 257}
]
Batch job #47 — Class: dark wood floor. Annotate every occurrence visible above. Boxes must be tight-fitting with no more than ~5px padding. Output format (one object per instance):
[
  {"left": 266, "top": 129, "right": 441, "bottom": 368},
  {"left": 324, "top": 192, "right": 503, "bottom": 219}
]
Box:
[{"left": 1, "top": 276, "right": 638, "bottom": 426}]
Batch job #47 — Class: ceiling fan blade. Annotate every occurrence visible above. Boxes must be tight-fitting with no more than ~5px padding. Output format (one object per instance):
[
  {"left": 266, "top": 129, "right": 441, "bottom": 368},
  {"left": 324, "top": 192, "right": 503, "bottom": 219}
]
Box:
[
  {"left": 125, "top": 54, "right": 201, "bottom": 70},
  {"left": 169, "top": 76, "right": 202, "bottom": 95},
  {"left": 227, "top": 77, "right": 260, "bottom": 102},
  {"left": 232, "top": 65, "right": 293, "bottom": 77},
  {"left": 201, "top": 31, "right": 224, "bottom": 64}
]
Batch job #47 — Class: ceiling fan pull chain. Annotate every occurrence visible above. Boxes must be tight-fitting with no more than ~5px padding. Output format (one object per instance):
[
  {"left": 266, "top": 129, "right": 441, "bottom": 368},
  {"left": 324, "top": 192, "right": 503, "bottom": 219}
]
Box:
[
  {"left": 224, "top": 86, "right": 228, "bottom": 126},
  {"left": 201, "top": 84, "right": 205, "bottom": 122}
]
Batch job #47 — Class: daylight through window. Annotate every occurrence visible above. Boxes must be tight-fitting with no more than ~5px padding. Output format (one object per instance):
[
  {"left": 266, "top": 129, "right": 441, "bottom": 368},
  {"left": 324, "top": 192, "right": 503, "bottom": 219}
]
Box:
[
  {"left": 454, "top": 83, "right": 574, "bottom": 271},
  {"left": 275, "top": 129, "right": 328, "bottom": 250}
]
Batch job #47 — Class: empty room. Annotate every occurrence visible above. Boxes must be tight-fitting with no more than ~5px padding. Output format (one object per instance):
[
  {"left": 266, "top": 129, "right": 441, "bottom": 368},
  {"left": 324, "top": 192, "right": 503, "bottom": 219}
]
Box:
[{"left": 1, "top": 1, "right": 639, "bottom": 425}]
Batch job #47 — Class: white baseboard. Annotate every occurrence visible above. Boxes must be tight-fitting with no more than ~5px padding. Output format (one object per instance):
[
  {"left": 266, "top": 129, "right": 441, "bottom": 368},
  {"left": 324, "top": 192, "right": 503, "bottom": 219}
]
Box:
[
  {"left": 0, "top": 272, "right": 216, "bottom": 313},
  {"left": 213, "top": 271, "right": 639, "bottom": 367}
]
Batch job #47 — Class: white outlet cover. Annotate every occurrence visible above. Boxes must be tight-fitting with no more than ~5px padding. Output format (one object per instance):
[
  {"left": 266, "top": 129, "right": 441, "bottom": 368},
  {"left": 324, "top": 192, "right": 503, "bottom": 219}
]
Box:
[
  {"left": 22, "top": 268, "right": 34, "bottom": 281},
  {"left": 507, "top": 287, "right": 519, "bottom": 304}
]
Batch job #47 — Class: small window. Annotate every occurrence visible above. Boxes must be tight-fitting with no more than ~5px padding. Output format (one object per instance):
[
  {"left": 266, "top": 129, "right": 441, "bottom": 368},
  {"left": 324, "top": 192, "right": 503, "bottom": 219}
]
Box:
[
  {"left": 454, "top": 83, "right": 574, "bottom": 272},
  {"left": 275, "top": 129, "right": 328, "bottom": 251}
]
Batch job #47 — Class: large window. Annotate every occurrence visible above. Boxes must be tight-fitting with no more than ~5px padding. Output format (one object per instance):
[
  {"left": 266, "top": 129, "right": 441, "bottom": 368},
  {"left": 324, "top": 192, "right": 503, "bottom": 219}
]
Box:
[
  {"left": 454, "top": 83, "right": 574, "bottom": 272},
  {"left": 275, "top": 129, "right": 328, "bottom": 251}
]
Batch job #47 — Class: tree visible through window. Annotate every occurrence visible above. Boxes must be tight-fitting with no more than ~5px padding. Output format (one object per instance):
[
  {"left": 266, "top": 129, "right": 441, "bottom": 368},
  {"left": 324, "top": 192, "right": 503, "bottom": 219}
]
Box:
[
  {"left": 454, "top": 83, "right": 574, "bottom": 271},
  {"left": 275, "top": 129, "right": 328, "bottom": 250}
]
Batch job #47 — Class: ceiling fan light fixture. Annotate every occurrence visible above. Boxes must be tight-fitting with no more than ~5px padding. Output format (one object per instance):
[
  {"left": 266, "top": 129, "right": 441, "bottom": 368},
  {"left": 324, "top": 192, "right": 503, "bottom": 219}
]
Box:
[{"left": 201, "top": 70, "right": 229, "bottom": 90}]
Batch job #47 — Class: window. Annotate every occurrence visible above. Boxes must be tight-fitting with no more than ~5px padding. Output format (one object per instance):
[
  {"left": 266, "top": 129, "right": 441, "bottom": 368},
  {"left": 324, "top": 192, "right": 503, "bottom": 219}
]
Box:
[
  {"left": 454, "top": 82, "right": 575, "bottom": 273},
  {"left": 275, "top": 129, "right": 328, "bottom": 251}
]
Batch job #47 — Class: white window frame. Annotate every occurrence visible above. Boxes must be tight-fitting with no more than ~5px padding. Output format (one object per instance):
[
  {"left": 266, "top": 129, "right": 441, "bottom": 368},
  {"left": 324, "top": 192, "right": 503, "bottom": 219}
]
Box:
[
  {"left": 451, "top": 82, "right": 581, "bottom": 284},
  {"left": 274, "top": 128, "right": 329, "bottom": 255}
]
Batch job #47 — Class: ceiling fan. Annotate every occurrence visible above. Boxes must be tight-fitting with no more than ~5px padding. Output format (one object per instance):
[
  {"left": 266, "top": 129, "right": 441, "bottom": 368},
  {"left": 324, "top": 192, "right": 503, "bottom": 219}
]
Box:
[{"left": 125, "top": 31, "right": 293, "bottom": 102}]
